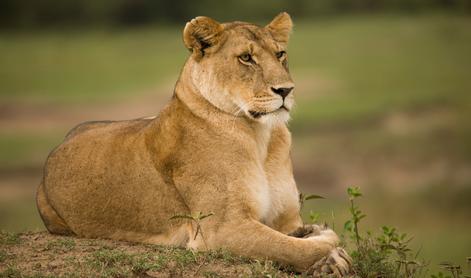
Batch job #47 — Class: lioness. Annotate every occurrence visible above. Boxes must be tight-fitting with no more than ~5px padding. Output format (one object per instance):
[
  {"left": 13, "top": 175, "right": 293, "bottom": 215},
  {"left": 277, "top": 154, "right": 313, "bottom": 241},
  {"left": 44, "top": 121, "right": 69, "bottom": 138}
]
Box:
[{"left": 37, "top": 13, "right": 351, "bottom": 275}]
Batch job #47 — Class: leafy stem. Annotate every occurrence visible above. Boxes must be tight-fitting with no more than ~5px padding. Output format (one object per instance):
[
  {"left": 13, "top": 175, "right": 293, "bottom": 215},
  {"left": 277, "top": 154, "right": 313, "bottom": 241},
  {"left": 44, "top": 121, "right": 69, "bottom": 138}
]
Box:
[
  {"left": 344, "top": 186, "right": 364, "bottom": 247},
  {"left": 170, "top": 211, "right": 214, "bottom": 250}
]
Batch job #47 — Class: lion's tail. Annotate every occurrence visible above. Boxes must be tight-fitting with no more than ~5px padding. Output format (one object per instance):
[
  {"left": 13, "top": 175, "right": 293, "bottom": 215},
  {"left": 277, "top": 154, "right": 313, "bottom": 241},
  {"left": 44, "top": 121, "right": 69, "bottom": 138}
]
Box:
[{"left": 36, "top": 181, "right": 74, "bottom": 235}]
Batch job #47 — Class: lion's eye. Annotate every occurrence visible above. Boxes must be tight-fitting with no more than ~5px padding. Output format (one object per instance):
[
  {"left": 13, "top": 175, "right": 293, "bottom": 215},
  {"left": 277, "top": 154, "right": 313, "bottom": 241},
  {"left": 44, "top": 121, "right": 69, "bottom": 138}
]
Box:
[
  {"left": 238, "top": 53, "right": 253, "bottom": 64},
  {"left": 276, "top": 51, "right": 286, "bottom": 60}
]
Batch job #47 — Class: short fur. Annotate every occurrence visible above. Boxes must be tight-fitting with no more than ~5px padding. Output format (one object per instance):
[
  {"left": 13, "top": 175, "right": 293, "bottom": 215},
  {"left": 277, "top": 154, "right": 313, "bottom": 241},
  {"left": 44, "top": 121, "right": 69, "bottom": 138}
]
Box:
[{"left": 37, "top": 13, "right": 350, "bottom": 273}]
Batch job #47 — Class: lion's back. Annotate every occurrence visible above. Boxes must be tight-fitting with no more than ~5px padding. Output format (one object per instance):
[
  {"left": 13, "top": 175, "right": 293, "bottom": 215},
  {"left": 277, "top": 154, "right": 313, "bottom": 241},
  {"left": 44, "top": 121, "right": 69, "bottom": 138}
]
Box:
[
  {"left": 65, "top": 117, "right": 154, "bottom": 140},
  {"left": 44, "top": 116, "right": 183, "bottom": 237},
  {"left": 45, "top": 117, "right": 155, "bottom": 184}
]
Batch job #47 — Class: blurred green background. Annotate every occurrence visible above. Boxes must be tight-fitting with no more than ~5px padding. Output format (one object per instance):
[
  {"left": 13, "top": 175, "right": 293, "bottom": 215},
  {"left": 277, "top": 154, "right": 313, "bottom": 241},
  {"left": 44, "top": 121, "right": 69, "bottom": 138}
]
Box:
[{"left": 0, "top": 0, "right": 470, "bottom": 274}]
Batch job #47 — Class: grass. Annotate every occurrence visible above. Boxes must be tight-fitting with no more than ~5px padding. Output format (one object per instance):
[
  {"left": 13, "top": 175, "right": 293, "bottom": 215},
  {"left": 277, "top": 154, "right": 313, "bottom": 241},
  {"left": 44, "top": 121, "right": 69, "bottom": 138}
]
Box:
[
  {"left": 45, "top": 238, "right": 75, "bottom": 252},
  {"left": 0, "top": 267, "right": 22, "bottom": 278},
  {"left": 302, "top": 187, "right": 471, "bottom": 274},
  {"left": 0, "top": 250, "right": 8, "bottom": 263},
  {"left": 86, "top": 248, "right": 148, "bottom": 277},
  {"left": 0, "top": 232, "right": 290, "bottom": 277},
  {"left": 0, "top": 231, "right": 20, "bottom": 245}
]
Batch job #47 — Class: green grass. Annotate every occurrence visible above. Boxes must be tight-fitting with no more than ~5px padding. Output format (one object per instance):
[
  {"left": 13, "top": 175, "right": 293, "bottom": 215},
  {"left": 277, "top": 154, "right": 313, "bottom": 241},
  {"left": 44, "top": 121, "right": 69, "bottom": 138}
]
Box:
[
  {"left": 0, "top": 27, "right": 185, "bottom": 104},
  {"left": 0, "top": 231, "right": 21, "bottom": 245},
  {"left": 45, "top": 238, "right": 76, "bottom": 252},
  {"left": 302, "top": 187, "right": 471, "bottom": 274},
  {"left": 86, "top": 248, "right": 150, "bottom": 277}
]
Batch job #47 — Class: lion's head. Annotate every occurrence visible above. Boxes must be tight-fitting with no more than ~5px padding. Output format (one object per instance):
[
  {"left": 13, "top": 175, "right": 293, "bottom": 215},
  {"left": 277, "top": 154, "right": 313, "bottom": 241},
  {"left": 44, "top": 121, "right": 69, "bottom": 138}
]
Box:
[{"left": 182, "top": 12, "right": 295, "bottom": 124}]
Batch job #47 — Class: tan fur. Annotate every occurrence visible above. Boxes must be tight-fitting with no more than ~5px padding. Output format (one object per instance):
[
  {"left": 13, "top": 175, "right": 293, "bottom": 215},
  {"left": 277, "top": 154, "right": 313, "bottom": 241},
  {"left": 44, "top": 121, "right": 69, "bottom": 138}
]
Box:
[{"left": 37, "top": 13, "right": 349, "bottom": 272}]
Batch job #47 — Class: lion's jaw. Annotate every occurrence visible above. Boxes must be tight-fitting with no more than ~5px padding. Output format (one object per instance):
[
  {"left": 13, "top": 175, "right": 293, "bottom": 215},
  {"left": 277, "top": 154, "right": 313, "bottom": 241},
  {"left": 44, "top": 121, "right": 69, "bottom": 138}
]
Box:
[{"left": 188, "top": 61, "right": 293, "bottom": 127}]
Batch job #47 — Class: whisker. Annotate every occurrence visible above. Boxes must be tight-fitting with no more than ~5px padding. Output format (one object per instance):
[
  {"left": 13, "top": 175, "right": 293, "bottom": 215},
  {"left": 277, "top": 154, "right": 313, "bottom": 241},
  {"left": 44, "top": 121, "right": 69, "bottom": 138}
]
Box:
[{"left": 230, "top": 100, "right": 255, "bottom": 132}]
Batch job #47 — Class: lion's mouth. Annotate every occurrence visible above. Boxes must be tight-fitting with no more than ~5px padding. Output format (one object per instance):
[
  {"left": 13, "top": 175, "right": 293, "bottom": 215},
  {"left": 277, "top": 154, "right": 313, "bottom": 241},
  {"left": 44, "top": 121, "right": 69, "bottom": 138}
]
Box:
[
  {"left": 248, "top": 106, "right": 290, "bottom": 119},
  {"left": 248, "top": 110, "right": 268, "bottom": 118},
  {"left": 280, "top": 105, "right": 290, "bottom": 112}
]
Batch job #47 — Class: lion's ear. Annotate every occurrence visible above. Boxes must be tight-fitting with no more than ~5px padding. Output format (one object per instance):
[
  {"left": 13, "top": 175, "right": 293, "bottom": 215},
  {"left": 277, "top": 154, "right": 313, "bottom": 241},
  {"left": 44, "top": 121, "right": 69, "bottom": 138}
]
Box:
[
  {"left": 266, "top": 12, "right": 293, "bottom": 44},
  {"left": 183, "top": 16, "right": 224, "bottom": 59}
]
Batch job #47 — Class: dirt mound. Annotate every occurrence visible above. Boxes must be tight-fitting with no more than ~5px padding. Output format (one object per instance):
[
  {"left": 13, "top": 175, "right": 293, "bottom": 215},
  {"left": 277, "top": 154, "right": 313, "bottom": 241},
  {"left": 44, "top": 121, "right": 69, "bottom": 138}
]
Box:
[{"left": 0, "top": 231, "right": 295, "bottom": 277}]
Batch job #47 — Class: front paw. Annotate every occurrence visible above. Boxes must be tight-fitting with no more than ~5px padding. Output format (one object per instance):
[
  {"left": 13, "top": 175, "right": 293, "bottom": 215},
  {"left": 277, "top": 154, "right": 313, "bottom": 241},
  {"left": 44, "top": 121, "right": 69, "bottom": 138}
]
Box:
[
  {"left": 289, "top": 224, "right": 332, "bottom": 238},
  {"left": 303, "top": 226, "right": 340, "bottom": 248},
  {"left": 307, "top": 247, "right": 353, "bottom": 277}
]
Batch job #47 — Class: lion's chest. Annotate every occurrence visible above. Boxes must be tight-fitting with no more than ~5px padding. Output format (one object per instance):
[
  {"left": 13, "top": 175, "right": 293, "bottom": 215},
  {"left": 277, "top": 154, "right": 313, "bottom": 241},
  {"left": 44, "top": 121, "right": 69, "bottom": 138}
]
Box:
[
  {"left": 249, "top": 167, "right": 299, "bottom": 225},
  {"left": 248, "top": 124, "right": 299, "bottom": 226}
]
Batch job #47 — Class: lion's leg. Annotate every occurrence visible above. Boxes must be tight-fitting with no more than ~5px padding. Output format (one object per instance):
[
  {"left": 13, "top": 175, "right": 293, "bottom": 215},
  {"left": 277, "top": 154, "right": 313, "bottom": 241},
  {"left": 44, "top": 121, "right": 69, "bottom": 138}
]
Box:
[
  {"left": 103, "top": 224, "right": 191, "bottom": 248},
  {"left": 271, "top": 207, "right": 304, "bottom": 235},
  {"left": 36, "top": 181, "right": 74, "bottom": 235},
  {"left": 194, "top": 219, "right": 349, "bottom": 273}
]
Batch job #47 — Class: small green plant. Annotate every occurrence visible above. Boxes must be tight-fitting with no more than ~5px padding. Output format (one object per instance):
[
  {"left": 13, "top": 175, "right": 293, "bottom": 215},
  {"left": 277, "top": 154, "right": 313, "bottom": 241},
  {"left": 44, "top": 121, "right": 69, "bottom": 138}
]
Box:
[
  {"left": 440, "top": 263, "right": 463, "bottom": 278},
  {"left": 299, "top": 193, "right": 324, "bottom": 225},
  {"left": 308, "top": 210, "right": 321, "bottom": 224},
  {"left": 343, "top": 186, "right": 426, "bottom": 277},
  {"left": 340, "top": 186, "right": 471, "bottom": 278},
  {"left": 434, "top": 261, "right": 471, "bottom": 278},
  {"left": 377, "top": 226, "right": 410, "bottom": 255},
  {"left": 344, "top": 186, "right": 365, "bottom": 246},
  {"left": 378, "top": 226, "right": 427, "bottom": 277},
  {"left": 299, "top": 193, "right": 325, "bottom": 211},
  {"left": 170, "top": 211, "right": 214, "bottom": 249}
]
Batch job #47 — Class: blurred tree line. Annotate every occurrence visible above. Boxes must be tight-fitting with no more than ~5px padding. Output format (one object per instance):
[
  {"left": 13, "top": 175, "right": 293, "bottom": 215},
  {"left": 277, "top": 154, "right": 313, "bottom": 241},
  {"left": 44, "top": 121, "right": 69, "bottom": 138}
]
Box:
[{"left": 0, "top": 0, "right": 470, "bottom": 28}]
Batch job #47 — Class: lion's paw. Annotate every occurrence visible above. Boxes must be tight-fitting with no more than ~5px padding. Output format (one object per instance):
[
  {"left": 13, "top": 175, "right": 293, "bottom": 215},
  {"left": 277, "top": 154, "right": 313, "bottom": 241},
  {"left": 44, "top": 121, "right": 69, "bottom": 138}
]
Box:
[
  {"left": 304, "top": 227, "right": 341, "bottom": 249},
  {"left": 307, "top": 247, "right": 353, "bottom": 277},
  {"left": 289, "top": 224, "right": 330, "bottom": 238}
]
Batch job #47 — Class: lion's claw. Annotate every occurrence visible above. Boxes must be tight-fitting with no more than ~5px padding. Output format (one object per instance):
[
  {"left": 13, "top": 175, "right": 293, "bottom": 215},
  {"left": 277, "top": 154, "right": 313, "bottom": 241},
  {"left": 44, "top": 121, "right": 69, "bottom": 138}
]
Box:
[
  {"left": 337, "top": 247, "right": 353, "bottom": 266},
  {"left": 307, "top": 247, "right": 353, "bottom": 277}
]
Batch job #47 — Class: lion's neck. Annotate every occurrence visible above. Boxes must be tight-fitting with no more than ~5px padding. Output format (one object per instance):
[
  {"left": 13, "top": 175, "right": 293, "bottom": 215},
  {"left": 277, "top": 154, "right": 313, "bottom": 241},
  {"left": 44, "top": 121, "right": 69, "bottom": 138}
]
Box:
[
  {"left": 175, "top": 60, "right": 252, "bottom": 126},
  {"left": 174, "top": 60, "right": 235, "bottom": 123},
  {"left": 173, "top": 58, "right": 277, "bottom": 161}
]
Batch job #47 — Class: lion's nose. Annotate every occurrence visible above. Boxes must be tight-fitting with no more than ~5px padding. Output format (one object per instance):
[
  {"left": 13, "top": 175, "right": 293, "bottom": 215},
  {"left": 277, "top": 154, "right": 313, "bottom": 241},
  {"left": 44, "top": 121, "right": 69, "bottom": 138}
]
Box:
[{"left": 271, "top": 86, "right": 294, "bottom": 99}]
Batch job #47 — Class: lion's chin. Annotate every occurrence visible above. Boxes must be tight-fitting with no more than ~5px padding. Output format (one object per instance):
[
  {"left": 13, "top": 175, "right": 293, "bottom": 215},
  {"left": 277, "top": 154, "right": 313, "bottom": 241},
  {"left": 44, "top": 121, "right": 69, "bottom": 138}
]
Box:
[{"left": 249, "top": 108, "right": 291, "bottom": 126}]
